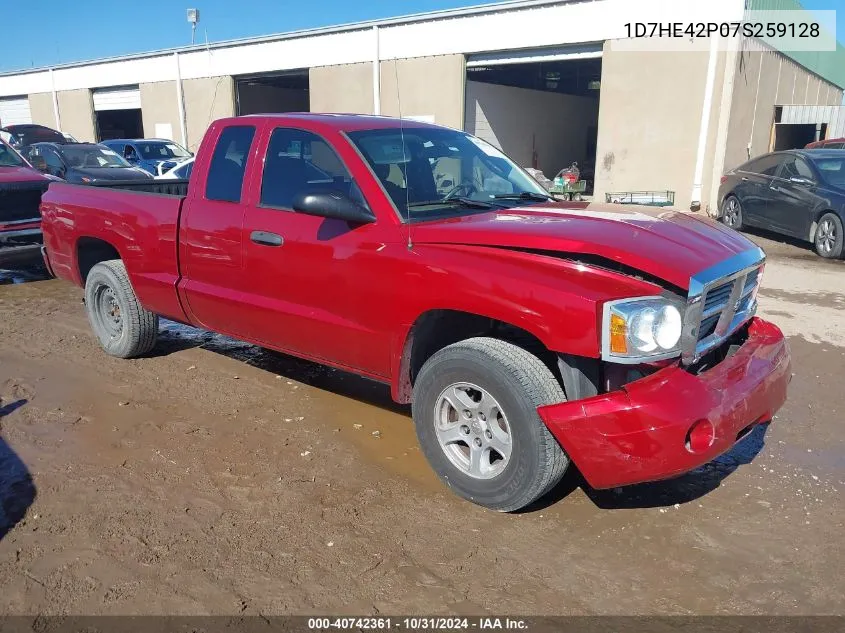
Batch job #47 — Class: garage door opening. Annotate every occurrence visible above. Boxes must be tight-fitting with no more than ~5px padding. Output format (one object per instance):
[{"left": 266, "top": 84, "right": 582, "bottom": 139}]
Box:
[
  {"left": 235, "top": 70, "right": 310, "bottom": 116},
  {"left": 773, "top": 122, "right": 826, "bottom": 151},
  {"left": 464, "top": 45, "right": 602, "bottom": 195},
  {"left": 93, "top": 86, "right": 143, "bottom": 141}
]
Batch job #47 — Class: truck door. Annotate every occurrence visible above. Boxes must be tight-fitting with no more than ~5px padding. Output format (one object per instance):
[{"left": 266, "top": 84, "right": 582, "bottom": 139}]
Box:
[
  {"left": 178, "top": 124, "right": 258, "bottom": 338},
  {"left": 237, "top": 125, "right": 392, "bottom": 378}
]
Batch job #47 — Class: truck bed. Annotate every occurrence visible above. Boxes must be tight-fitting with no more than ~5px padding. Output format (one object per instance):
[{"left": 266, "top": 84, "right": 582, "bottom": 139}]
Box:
[{"left": 40, "top": 181, "right": 188, "bottom": 322}]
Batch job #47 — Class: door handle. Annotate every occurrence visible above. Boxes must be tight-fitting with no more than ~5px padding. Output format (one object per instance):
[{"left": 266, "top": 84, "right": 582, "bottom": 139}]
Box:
[
  {"left": 250, "top": 230, "right": 284, "bottom": 246},
  {"left": 741, "top": 176, "right": 749, "bottom": 181}
]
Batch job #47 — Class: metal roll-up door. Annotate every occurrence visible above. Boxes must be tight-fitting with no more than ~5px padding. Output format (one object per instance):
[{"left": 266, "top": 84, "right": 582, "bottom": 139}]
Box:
[
  {"left": 465, "top": 43, "right": 603, "bottom": 68},
  {"left": 0, "top": 96, "right": 33, "bottom": 126},
  {"left": 92, "top": 86, "right": 141, "bottom": 111}
]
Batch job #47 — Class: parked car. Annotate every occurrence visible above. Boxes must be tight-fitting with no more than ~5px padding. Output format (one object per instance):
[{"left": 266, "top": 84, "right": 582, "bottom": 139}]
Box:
[
  {"left": 40, "top": 114, "right": 791, "bottom": 512},
  {"left": 1, "top": 124, "right": 69, "bottom": 151},
  {"left": 101, "top": 138, "right": 193, "bottom": 176},
  {"left": 0, "top": 137, "right": 53, "bottom": 267},
  {"left": 718, "top": 149, "right": 845, "bottom": 259},
  {"left": 156, "top": 156, "right": 194, "bottom": 180},
  {"left": 25, "top": 142, "right": 153, "bottom": 183},
  {"left": 805, "top": 137, "right": 845, "bottom": 149}
]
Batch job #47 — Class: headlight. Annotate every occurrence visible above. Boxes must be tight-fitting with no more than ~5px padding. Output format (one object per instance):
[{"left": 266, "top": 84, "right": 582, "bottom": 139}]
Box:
[{"left": 603, "top": 297, "right": 685, "bottom": 363}]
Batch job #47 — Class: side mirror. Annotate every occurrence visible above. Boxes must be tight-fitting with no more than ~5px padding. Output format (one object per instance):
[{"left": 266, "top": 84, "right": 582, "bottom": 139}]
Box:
[
  {"left": 790, "top": 176, "right": 814, "bottom": 186},
  {"left": 292, "top": 190, "right": 376, "bottom": 224},
  {"left": 30, "top": 155, "right": 48, "bottom": 172}
]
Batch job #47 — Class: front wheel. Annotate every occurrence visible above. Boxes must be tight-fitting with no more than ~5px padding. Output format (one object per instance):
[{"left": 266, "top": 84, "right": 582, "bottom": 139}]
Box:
[
  {"left": 412, "top": 338, "right": 569, "bottom": 512},
  {"left": 84, "top": 259, "right": 159, "bottom": 358},
  {"left": 814, "top": 213, "right": 844, "bottom": 259}
]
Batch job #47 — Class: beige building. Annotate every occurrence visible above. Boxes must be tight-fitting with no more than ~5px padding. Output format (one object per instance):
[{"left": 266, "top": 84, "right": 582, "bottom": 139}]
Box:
[{"left": 1, "top": 0, "right": 843, "bottom": 214}]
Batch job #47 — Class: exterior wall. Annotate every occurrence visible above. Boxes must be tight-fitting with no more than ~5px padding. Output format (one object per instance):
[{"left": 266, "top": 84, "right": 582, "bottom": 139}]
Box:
[
  {"left": 140, "top": 81, "right": 181, "bottom": 143},
  {"left": 724, "top": 43, "right": 843, "bottom": 172},
  {"left": 27, "top": 92, "right": 57, "bottom": 128},
  {"left": 593, "top": 39, "right": 726, "bottom": 211},
  {"left": 182, "top": 76, "right": 234, "bottom": 151},
  {"left": 379, "top": 55, "right": 464, "bottom": 129},
  {"left": 464, "top": 80, "right": 598, "bottom": 176},
  {"left": 309, "top": 63, "right": 374, "bottom": 114},
  {"left": 56, "top": 89, "right": 96, "bottom": 142}
]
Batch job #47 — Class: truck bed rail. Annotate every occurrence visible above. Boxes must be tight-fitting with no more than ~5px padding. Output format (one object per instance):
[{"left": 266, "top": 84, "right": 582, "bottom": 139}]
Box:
[{"left": 87, "top": 180, "right": 189, "bottom": 197}]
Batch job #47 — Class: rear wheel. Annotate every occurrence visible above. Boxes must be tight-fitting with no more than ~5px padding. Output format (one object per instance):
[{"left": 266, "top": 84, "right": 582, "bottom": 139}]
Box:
[
  {"left": 721, "top": 195, "right": 743, "bottom": 230},
  {"left": 814, "top": 213, "right": 844, "bottom": 259},
  {"left": 412, "top": 337, "right": 569, "bottom": 512},
  {"left": 84, "top": 260, "right": 158, "bottom": 358}
]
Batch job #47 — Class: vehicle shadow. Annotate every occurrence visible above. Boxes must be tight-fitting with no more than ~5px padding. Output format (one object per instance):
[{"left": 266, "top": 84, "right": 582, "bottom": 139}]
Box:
[
  {"left": 152, "top": 320, "right": 410, "bottom": 415},
  {"left": 0, "top": 399, "right": 36, "bottom": 540},
  {"left": 527, "top": 422, "right": 770, "bottom": 512}
]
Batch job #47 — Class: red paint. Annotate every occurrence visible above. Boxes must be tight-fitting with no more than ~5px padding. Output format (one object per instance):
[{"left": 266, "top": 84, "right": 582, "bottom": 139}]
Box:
[
  {"left": 40, "top": 114, "right": 792, "bottom": 488},
  {"left": 805, "top": 137, "right": 845, "bottom": 149}
]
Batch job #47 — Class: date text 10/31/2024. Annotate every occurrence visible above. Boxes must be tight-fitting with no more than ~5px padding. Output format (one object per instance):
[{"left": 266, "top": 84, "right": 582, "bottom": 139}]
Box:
[{"left": 307, "top": 617, "right": 529, "bottom": 630}]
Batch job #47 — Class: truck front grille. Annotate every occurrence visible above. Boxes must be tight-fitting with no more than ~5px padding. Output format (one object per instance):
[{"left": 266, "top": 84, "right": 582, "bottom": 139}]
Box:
[
  {"left": 0, "top": 181, "right": 49, "bottom": 224},
  {"left": 681, "top": 248, "right": 765, "bottom": 364}
]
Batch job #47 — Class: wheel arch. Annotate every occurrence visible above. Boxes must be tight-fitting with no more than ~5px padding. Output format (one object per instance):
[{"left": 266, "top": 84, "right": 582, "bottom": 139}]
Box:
[
  {"left": 75, "top": 236, "right": 122, "bottom": 285},
  {"left": 392, "top": 308, "right": 563, "bottom": 404}
]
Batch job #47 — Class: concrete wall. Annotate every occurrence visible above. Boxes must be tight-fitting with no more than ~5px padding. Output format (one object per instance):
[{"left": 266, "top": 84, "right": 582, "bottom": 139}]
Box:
[
  {"left": 27, "top": 92, "right": 57, "bottom": 128},
  {"left": 724, "top": 46, "right": 844, "bottom": 172},
  {"left": 56, "top": 89, "right": 96, "bottom": 142},
  {"left": 237, "top": 83, "right": 309, "bottom": 115},
  {"left": 310, "top": 63, "right": 374, "bottom": 114},
  {"left": 183, "top": 76, "right": 234, "bottom": 151},
  {"left": 380, "top": 55, "right": 464, "bottom": 129},
  {"left": 593, "top": 39, "right": 723, "bottom": 211},
  {"left": 464, "top": 80, "right": 599, "bottom": 176},
  {"left": 139, "top": 81, "right": 181, "bottom": 143}
]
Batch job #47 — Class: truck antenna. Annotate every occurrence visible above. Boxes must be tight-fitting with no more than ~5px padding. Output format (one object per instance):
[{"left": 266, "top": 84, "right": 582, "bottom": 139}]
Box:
[{"left": 393, "top": 59, "right": 413, "bottom": 250}]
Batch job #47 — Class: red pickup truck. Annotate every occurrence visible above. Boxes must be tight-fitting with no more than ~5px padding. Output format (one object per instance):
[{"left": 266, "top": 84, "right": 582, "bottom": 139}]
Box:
[
  {"left": 1, "top": 137, "right": 52, "bottom": 267},
  {"left": 40, "top": 114, "right": 792, "bottom": 511}
]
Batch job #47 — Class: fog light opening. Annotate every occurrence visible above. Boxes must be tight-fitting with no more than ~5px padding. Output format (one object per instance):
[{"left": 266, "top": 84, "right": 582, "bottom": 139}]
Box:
[{"left": 685, "top": 419, "right": 715, "bottom": 454}]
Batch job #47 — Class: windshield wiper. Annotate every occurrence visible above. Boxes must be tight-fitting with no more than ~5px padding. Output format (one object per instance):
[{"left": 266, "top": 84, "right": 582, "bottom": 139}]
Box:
[
  {"left": 407, "top": 196, "right": 496, "bottom": 209},
  {"left": 491, "top": 191, "right": 554, "bottom": 201}
]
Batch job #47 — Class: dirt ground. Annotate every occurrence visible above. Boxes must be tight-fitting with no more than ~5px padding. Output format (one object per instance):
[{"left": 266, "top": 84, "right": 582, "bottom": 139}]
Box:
[{"left": 0, "top": 226, "right": 843, "bottom": 616}]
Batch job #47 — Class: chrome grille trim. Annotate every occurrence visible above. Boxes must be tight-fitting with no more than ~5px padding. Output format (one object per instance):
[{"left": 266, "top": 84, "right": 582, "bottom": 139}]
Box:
[{"left": 680, "top": 247, "right": 765, "bottom": 365}]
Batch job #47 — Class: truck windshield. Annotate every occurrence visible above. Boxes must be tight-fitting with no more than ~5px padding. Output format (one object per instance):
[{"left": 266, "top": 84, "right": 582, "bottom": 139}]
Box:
[
  {"left": 347, "top": 127, "right": 549, "bottom": 221},
  {"left": 0, "top": 140, "right": 26, "bottom": 167},
  {"left": 61, "top": 145, "right": 131, "bottom": 169},
  {"left": 136, "top": 141, "right": 191, "bottom": 159}
]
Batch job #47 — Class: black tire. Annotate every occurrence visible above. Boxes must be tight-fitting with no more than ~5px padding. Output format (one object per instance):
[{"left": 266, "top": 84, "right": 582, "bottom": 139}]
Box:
[
  {"left": 814, "top": 212, "right": 844, "bottom": 259},
  {"left": 412, "top": 337, "right": 568, "bottom": 512},
  {"left": 721, "top": 195, "right": 743, "bottom": 230},
  {"left": 84, "top": 259, "right": 158, "bottom": 358}
]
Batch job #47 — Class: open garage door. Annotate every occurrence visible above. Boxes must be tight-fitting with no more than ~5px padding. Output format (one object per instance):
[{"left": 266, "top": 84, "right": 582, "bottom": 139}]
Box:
[
  {"left": 465, "top": 44, "right": 602, "bottom": 195},
  {"left": 93, "top": 86, "right": 143, "bottom": 141},
  {"left": 235, "top": 70, "right": 309, "bottom": 116},
  {"left": 0, "top": 96, "right": 33, "bottom": 127}
]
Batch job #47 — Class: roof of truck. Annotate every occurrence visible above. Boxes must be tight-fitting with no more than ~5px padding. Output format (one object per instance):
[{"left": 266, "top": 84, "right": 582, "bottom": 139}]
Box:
[{"left": 236, "top": 113, "right": 440, "bottom": 131}]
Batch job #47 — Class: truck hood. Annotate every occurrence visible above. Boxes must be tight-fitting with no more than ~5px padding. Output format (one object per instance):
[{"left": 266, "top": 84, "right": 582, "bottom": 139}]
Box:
[
  {"left": 410, "top": 202, "right": 759, "bottom": 290},
  {"left": 0, "top": 165, "right": 49, "bottom": 184}
]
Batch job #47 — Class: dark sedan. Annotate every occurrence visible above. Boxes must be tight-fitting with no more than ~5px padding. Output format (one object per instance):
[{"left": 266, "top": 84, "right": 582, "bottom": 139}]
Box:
[
  {"left": 24, "top": 142, "right": 153, "bottom": 184},
  {"left": 718, "top": 149, "right": 845, "bottom": 259}
]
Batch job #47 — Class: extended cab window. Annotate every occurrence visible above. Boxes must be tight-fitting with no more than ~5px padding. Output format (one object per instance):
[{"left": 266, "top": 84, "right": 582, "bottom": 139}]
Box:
[
  {"left": 260, "top": 128, "right": 365, "bottom": 210},
  {"left": 206, "top": 126, "right": 256, "bottom": 203}
]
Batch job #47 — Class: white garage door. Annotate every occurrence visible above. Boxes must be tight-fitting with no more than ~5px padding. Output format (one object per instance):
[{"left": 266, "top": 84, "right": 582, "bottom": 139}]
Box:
[
  {"left": 0, "top": 96, "right": 33, "bottom": 127},
  {"left": 92, "top": 86, "right": 141, "bottom": 111},
  {"left": 465, "top": 43, "right": 603, "bottom": 68}
]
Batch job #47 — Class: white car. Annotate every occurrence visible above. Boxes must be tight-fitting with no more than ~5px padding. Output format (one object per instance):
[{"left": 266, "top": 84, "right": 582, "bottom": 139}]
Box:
[{"left": 155, "top": 156, "right": 194, "bottom": 180}]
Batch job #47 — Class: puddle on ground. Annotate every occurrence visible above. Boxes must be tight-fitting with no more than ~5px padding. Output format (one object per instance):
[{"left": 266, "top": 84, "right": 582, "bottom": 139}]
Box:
[
  {"left": 0, "top": 267, "right": 52, "bottom": 285},
  {"left": 157, "top": 319, "right": 437, "bottom": 487}
]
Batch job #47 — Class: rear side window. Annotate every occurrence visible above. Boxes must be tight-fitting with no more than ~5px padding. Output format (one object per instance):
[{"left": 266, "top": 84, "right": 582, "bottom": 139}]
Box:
[
  {"left": 780, "top": 156, "right": 814, "bottom": 180},
  {"left": 206, "top": 125, "right": 256, "bottom": 203},
  {"left": 743, "top": 154, "right": 783, "bottom": 176}
]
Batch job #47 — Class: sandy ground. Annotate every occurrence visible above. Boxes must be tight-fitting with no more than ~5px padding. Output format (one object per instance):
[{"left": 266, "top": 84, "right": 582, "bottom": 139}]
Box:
[{"left": 0, "top": 226, "right": 843, "bottom": 616}]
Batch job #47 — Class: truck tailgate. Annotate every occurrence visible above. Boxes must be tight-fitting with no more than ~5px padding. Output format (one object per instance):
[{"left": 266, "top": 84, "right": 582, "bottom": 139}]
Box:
[{"left": 40, "top": 182, "right": 188, "bottom": 322}]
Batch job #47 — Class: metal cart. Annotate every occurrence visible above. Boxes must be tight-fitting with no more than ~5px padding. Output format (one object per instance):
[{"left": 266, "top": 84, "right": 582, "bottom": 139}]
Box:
[
  {"left": 605, "top": 191, "right": 675, "bottom": 207},
  {"left": 550, "top": 179, "right": 587, "bottom": 201}
]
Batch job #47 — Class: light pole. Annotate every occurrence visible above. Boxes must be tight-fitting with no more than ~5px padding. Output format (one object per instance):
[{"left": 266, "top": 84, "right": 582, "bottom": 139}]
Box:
[{"left": 187, "top": 9, "right": 200, "bottom": 45}]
